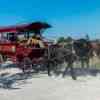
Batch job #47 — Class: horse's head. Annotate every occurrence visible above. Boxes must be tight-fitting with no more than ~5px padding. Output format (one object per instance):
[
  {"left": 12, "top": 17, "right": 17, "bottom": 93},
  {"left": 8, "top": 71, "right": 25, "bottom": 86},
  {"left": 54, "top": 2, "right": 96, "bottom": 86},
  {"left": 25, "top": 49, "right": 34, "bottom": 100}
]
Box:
[{"left": 73, "top": 39, "right": 92, "bottom": 57}]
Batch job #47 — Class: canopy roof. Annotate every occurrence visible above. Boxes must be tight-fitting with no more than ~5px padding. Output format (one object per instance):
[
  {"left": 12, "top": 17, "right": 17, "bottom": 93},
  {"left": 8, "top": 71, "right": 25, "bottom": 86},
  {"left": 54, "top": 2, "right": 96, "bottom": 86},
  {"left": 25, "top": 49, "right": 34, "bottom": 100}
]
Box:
[{"left": 0, "top": 21, "right": 51, "bottom": 34}]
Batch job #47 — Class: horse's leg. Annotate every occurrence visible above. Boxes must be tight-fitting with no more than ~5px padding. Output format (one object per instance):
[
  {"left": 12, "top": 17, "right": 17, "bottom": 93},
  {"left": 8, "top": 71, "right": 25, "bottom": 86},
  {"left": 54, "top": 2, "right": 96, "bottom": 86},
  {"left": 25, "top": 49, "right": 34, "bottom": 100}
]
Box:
[
  {"left": 63, "top": 61, "right": 77, "bottom": 80},
  {"left": 46, "top": 62, "right": 52, "bottom": 76},
  {"left": 69, "top": 62, "right": 77, "bottom": 80},
  {"left": 53, "top": 62, "right": 58, "bottom": 75},
  {"left": 81, "top": 59, "right": 85, "bottom": 68},
  {"left": 62, "top": 64, "right": 69, "bottom": 77},
  {"left": 63, "top": 63, "right": 77, "bottom": 80},
  {"left": 86, "top": 57, "right": 90, "bottom": 69}
]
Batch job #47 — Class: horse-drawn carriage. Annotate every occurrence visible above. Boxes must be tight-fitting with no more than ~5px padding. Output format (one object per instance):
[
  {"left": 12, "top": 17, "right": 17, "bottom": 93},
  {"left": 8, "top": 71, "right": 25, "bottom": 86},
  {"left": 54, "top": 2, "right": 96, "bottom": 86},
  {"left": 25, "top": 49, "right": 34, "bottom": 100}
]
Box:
[
  {"left": 0, "top": 22, "right": 52, "bottom": 72},
  {"left": 0, "top": 21, "right": 78, "bottom": 79}
]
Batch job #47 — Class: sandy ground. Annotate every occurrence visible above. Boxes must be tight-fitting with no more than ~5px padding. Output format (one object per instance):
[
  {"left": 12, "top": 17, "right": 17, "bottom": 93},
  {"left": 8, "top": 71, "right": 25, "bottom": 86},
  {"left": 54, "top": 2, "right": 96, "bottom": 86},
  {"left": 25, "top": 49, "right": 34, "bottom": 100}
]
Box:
[{"left": 0, "top": 67, "right": 100, "bottom": 100}]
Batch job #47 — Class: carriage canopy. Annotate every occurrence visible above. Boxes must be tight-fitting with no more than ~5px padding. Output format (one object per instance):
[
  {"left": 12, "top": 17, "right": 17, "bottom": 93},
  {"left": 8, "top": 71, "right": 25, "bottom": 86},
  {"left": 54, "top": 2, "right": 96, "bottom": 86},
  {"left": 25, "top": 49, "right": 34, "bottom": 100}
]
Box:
[{"left": 0, "top": 21, "right": 51, "bottom": 34}]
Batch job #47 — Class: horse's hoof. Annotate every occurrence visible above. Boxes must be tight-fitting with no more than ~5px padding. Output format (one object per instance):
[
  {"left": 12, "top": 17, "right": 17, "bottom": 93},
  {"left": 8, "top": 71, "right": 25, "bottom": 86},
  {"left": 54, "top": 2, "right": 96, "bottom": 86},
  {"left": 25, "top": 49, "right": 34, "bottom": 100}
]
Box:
[
  {"left": 48, "top": 73, "right": 52, "bottom": 76},
  {"left": 72, "top": 76, "right": 77, "bottom": 80},
  {"left": 62, "top": 73, "right": 66, "bottom": 78}
]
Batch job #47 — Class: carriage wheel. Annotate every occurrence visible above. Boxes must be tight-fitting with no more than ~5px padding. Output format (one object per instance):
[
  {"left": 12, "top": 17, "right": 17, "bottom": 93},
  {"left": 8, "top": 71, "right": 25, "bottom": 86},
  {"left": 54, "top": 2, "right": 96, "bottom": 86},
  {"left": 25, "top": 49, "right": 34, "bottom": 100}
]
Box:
[
  {"left": 32, "top": 57, "right": 46, "bottom": 73},
  {"left": 20, "top": 57, "right": 33, "bottom": 73},
  {"left": 0, "top": 54, "right": 4, "bottom": 63}
]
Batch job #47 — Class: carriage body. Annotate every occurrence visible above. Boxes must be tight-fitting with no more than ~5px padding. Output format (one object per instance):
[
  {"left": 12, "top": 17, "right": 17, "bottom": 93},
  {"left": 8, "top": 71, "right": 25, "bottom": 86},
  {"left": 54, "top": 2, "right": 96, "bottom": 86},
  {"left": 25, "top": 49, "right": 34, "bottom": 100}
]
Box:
[{"left": 0, "top": 42, "right": 47, "bottom": 64}]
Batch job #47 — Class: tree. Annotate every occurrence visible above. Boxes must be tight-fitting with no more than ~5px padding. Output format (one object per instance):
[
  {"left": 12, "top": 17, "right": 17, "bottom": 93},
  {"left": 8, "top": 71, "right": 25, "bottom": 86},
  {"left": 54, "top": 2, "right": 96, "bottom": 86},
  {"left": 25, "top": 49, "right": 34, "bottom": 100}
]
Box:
[
  {"left": 65, "top": 36, "right": 73, "bottom": 42},
  {"left": 85, "top": 34, "right": 90, "bottom": 41},
  {"left": 57, "top": 37, "right": 65, "bottom": 43}
]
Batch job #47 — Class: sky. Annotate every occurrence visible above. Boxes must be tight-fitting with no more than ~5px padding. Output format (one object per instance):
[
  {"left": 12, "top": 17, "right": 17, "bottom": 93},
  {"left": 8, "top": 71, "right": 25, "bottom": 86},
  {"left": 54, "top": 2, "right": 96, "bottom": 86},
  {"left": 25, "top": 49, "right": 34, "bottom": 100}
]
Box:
[{"left": 0, "top": 0, "right": 100, "bottom": 39}]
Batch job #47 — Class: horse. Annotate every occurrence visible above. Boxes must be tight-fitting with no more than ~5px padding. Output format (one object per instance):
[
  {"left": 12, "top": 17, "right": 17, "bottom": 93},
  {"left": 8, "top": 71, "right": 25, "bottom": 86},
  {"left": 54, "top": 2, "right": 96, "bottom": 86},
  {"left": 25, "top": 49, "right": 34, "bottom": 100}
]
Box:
[
  {"left": 44, "top": 44, "right": 77, "bottom": 80},
  {"left": 90, "top": 42, "right": 100, "bottom": 58},
  {"left": 73, "top": 39, "right": 93, "bottom": 69}
]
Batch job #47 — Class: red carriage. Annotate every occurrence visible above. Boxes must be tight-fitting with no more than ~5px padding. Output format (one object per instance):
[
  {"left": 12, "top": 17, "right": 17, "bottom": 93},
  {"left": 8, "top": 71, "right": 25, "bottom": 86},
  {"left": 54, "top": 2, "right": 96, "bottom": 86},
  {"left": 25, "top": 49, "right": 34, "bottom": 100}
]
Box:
[{"left": 0, "top": 21, "right": 52, "bottom": 72}]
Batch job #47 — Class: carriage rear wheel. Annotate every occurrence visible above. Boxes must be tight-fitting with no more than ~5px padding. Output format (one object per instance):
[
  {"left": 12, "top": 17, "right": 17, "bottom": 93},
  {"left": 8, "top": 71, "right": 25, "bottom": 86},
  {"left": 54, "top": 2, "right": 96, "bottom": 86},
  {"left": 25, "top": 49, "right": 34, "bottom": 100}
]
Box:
[
  {"left": 0, "top": 54, "right": 4, "bottom": 63},
  {"left": 19, "top": 57, "right": 33, "bottom": 73}
]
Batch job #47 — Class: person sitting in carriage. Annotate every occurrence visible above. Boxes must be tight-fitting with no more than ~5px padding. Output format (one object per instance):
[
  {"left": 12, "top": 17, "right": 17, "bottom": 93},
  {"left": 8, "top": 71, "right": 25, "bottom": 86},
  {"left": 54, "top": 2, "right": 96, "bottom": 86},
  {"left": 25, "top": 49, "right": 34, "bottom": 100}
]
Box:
[{"left": 27, "top": 34, "right": 45, "bottom": 48}]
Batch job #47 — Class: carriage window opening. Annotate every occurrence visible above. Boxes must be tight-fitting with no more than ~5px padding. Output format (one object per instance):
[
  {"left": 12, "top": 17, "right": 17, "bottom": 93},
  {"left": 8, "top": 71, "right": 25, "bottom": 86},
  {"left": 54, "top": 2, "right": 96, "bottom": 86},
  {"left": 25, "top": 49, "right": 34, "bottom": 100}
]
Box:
[{"left": 7, "top": 33, "right": 18, "bottom": 42}]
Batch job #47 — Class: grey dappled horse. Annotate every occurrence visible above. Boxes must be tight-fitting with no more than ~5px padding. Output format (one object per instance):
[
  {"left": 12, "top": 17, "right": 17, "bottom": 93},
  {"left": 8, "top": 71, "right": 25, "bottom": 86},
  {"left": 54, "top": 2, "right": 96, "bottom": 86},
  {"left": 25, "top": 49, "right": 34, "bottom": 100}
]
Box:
[{"left": 44, "top": 44, "right": 77, "bottom": 80}]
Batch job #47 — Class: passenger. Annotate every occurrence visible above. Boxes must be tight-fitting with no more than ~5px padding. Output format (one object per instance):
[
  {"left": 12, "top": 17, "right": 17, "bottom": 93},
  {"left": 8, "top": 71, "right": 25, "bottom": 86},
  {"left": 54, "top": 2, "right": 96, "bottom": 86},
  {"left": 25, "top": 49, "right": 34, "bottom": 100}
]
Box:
[
  {"left": 36, "top": 35, "right": 45, "bottom": 48},
  {"left": 27, "top": 35, "right": 40, "bottom": 47},
  {"left": 27, "top": 34, "right": 45, "bottom": 48}
]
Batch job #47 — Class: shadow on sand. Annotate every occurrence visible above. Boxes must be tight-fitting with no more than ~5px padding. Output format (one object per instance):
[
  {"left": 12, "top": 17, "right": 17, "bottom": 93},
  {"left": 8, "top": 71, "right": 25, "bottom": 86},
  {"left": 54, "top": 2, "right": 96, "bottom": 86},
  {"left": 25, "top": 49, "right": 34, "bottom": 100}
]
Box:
[
  {"left": 54, "top": 67, "right": 100, "bottom": 78},
  {"left": 0, "top": 71, "right": 34, "bottom": 90},
  {"left": 0, "top": 63, "right": 100, "bottom": 89}
]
